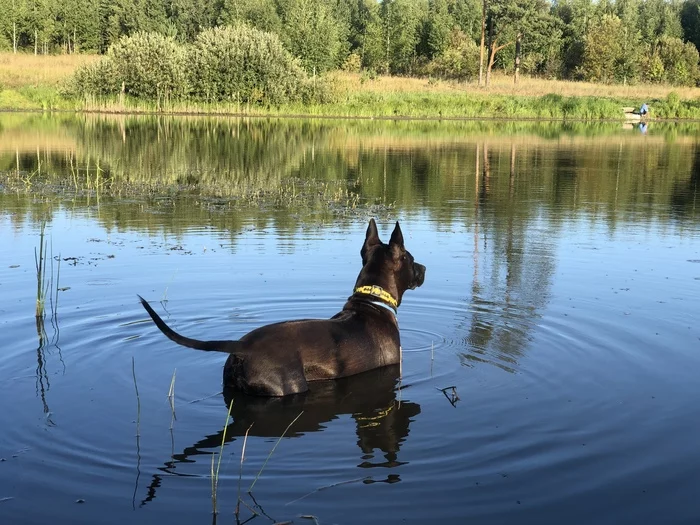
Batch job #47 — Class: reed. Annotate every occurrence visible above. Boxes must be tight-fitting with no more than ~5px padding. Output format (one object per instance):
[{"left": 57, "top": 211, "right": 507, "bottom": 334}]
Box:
[
  {"left": 132, "top": 356, "right": 141, "bottom": 437},
  {"left": 211, "top": 398, "right": 234, "bottom": 516},
  {"left": 34, "top": 223, "right": 50, "bottom": 318},
  {"left": 167, "top": 369, "right": 177, "bottom": 430},
  {"left": 248, "top": 411, "right": 303, "bottom": 493},
  {"left": 235, "top": 423, "right": 254, "bottom": 520}
]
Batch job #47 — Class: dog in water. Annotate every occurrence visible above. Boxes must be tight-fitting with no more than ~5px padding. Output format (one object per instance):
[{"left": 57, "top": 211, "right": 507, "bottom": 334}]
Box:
[{"left": 138, "top": 219, "right": 425, "bottom": 396}]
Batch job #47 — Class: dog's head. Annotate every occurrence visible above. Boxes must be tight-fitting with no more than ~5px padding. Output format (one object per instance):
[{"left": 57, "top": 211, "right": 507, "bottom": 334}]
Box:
[{"left": 355, "top": 218, "right": 426, "bottom": 307}]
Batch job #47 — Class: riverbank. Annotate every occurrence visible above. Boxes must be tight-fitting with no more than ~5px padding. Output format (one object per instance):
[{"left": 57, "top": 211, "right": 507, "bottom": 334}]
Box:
[{"left": 2, "top": 52, "right": 700, "bottom": 120}]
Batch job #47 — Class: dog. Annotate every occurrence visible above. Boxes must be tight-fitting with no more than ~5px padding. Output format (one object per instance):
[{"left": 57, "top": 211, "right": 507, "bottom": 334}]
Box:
[{"left": 138, "top": 218, "right": 425, "bottom": 397}]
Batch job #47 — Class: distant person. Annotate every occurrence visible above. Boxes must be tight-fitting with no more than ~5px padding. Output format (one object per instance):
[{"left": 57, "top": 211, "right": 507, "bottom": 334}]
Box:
[{"left": 639, "top": 103, "right": 649, "bottom": 117}]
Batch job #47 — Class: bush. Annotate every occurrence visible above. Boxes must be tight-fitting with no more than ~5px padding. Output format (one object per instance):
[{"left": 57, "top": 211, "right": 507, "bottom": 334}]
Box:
[
  {"left": 342, "top": 52, "right": 362, "bottom": 73},
  {"left": 69, "top": 32, "right": 189, "bottom": 100},
  {"left": 424, "top": 30, "right": 479, "bottom": 81},
  {"left": 110, "top": 32, "right": 189, "bottom": 99},
  {"left": 187, "top": 25, "right": 311, "bottom": 105},
  {"left": 68, "top": 57, "right": 121, "bottom": 97}
]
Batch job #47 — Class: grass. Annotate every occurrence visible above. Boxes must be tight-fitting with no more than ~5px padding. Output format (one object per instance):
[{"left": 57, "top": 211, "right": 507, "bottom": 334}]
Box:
[
  {"left": 211, "top": 398, "right": 235, "bottom": 517},
  {"left": 2, "top": 51, "right": 700, "bottom": 119},
  {"left": 335, "top": 71, "right": 700, "bottom": 101},
  {"left": 0, "top": 52, "right": 98, "bottom": 89},
  {"left": 132, "top": 356, "right": 141, "bottom": 437},
  {"left": 34, "top": 223, "right": 50, "bottom": 318},
  {"left": 34, "top": 222, "right": 61, "bottom": 320}
]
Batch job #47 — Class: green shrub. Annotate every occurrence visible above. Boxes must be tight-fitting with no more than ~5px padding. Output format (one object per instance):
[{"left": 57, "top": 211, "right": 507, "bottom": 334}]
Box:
[
  {"left": 68, "top": 57, "right": 121, "bottom": 97},
  {"left": 187, "top": 25, "right": 311, "bottom": 105},
  {"left": 69, "top": 32, "right": 189, "bottom": 100},
  {"left": 110, "top": 32, "right": 189, "bottom": 100},
  {"left": 342, "top": 52, "right": 362, "bottom": 73},
  {"left": 424, "top": 30, "right": 479, "bottom": 81}
]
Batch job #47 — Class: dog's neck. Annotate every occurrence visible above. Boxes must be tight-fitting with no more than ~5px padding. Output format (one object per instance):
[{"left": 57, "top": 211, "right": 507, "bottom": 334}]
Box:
[{"left": 353, "top": 285, "right": 398, "bottom": 318}]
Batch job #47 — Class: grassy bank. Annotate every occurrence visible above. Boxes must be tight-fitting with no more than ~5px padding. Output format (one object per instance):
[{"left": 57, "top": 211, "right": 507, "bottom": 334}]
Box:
[{"left": 2, "top": 52, "right": 700, "bottom": 120}]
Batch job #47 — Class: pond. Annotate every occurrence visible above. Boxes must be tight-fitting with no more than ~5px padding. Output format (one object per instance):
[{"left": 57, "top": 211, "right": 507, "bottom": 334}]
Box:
[{"left": 1, "top": 113, "right": 699, "bottom": 525}]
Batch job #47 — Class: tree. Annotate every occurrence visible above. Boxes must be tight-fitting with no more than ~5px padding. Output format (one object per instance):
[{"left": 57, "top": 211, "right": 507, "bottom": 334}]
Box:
[
  {"left": 379, "top": 0, "right": 428, "bottom": 75},
  {"left": 681, "top": 0, "right": 700, "bottom": 53},
  {"left": 639, "top": 0, "right": 683, "bottom": 45},
  {"left": 484, "top": 0, "right": 553, "bottom": 86},
  {"left": 554, "top": 0, "right": 596, "bottom": 79},
  {"left": 279, "top": 0, "right": 344, "bottom": 74},
  {"left": 218, "top": 0, "right": 282, "bottom": 34},
  {"left": 168, "top": 0, "right": 219, "bottom": 42},
  {"left": 361, "top": 2, "right": 386, "bottom": 70},
  {"left": 614, "top": 0, "right": 641, "bottom": 84},
  {"left": 582, "top": 13, "right": 623, "bottom": 83},
  {"left": 423, "top": 0, "right": 453, "bottom": 58},
  {"left": 0, "top": 0, "right": 28, "bottom": 52}
]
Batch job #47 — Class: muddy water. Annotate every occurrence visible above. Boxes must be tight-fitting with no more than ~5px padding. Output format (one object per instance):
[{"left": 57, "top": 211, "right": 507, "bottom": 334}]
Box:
[{"left": 1, "top": 113, "right": 699, "bottom": 525}]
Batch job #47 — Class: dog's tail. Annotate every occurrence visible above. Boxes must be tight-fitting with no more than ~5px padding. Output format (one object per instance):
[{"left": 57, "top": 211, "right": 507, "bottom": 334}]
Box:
[{"left": 138, "top": 295, "right": 234, "bottom": 352}]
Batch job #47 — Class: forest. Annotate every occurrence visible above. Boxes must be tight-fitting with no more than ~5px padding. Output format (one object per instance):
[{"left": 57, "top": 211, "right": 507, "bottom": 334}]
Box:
[{"left": 2, "top": 0, "right": 700, "bottom": 87}]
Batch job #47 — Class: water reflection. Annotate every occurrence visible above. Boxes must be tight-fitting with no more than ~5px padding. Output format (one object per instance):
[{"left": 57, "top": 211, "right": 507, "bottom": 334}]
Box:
[
  {"left": 1, "top": 114, "right": 699, "bottom": 231},
  {"left": 460, "top": 142, "right": 557, "bottom": 371},
  {"left": 140, "top": 365, "right": 419, "bottom": 507}
]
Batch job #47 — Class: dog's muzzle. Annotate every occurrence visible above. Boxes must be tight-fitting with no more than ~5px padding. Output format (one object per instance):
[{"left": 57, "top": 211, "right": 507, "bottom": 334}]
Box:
[{"left": 410, "top": 263, "right": 426, "bottom": 289}]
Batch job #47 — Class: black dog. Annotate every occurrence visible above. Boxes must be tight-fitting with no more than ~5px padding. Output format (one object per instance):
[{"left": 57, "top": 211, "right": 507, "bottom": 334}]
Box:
[{"left": 138, "top": 219, "right": 425, "bottom": 396}]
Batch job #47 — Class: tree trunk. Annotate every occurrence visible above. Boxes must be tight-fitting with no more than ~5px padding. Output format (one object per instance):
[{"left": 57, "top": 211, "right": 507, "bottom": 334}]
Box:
[
  {"left": 514, "top": 33, "right": 522, "bottom": 85},
  {"left": 13, "top": 21, "right": 17, "bottom": 53},
  {"left": 478, "top": 0, "right": 486, "bottom": 87},
  {"left": 35, "top": 30, "right": 38, "bottom": 55},
  {"left": 486, "top": 15, "right": 493, "bottom": 87},
  {"left": 486, "top": 38, "right": 509, "bottom": 88}
]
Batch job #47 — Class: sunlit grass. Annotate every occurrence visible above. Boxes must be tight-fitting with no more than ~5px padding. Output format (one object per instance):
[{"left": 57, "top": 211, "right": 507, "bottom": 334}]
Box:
[
  {"left": 332, "top": 71, "right": 700, "bottom": 101},
  {"left": 0, "top": 52, "right": 99, "bottom": 89},
  {"left": 1, "top": 52, "right": 699, "bottom": 119}
]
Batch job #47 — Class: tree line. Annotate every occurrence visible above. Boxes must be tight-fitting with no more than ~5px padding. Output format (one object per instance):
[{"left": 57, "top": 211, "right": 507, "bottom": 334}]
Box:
[{"left": 3, "top": 0, "right": 700, "bottom": 86}]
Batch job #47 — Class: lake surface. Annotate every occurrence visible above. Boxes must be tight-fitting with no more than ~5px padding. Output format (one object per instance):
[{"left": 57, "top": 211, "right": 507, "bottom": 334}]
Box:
[{"left": 1, "top": 113, "right": 699, "bottom": 525}]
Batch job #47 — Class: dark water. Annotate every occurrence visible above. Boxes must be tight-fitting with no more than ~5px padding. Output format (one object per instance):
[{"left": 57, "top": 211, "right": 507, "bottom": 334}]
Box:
[{"left": 1, "top": 113, "right": 699, "bottom": 525}]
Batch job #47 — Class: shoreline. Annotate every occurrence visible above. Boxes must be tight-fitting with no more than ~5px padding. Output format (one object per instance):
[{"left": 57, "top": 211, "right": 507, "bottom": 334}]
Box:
[{"left": 0, "top": 97, "right": 667, "bottom": 123}]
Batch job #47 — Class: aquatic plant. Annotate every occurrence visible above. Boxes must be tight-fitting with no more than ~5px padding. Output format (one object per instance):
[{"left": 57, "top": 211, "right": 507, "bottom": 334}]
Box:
[
  {"left": 211, "top": 399, "right": 234, "bottom": 517},
  {"left": 34, "top": 222, "right": 50, "bottom": 318}
]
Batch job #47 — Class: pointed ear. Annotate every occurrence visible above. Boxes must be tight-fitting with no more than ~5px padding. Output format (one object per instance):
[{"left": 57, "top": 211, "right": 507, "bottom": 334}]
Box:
[
  {"left": 364, "top": 218, "right": 381, "bottom": 248},
  {"left": 389, "top": 221, "right": 404, "bottom": 249}
]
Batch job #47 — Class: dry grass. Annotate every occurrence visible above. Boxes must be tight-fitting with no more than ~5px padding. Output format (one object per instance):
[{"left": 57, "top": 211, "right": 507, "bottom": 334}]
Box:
[
  {"left": 0, "top": 52, "right": 98, "bottom": 88},
  {"left": 2, "top": 53, "right": 695, "bottom": 100},
  {"left": 333, "top": 71, "right": 700, "bottom": 100}
]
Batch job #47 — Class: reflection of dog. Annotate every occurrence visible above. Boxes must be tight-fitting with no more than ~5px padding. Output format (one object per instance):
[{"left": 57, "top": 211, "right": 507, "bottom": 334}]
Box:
[
  {"left": 139, "top": 219, "right": 426, "bottom": 396},
  {"left": 139, "top": 365, "right": 421, "bottom": 507}
]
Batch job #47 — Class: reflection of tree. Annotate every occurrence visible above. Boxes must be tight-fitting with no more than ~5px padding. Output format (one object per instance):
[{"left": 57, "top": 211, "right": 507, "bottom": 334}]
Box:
[
  {"left": 139, "top": 366, "right": 419, "bottom": 508},
  {"left": 461, "top": 142, "right": 557, "bottom": 372},
  {"left": 2, "top": 117, "right": 700, "bottom": 236},
  {"left": 671, "top": 146, "right": 700, "bottom": 220}
]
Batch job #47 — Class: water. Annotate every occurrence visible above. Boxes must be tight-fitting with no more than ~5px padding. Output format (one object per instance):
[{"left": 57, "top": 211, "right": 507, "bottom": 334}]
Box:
[{"left": 1, "top": 113, "right": 699, "bottom": 524}]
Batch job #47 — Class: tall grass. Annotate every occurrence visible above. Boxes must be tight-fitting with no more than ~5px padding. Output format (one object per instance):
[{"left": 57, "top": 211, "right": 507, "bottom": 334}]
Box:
[
  {"left": 0, "top": 52, "right": 98, "bottom": 89},
  {"left": 211, "top": 399, "right": 234, "bottom": 517},
  {"left": 34, "top": 222, "right": 61, "bottom": 319},
  {"left": 34, "top": 222, "right": 50, "bottom": 318}
]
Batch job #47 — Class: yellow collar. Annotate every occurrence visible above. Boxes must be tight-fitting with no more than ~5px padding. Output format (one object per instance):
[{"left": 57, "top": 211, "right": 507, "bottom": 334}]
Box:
[{"left": 354, "top": 285, "right": 398, "bottom": 309}]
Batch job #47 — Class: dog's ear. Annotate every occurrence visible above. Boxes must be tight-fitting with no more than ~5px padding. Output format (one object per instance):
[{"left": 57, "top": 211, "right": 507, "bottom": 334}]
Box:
[
  {"left": 362, "top": 218, "right": 381, "bottom": 260},
  {"left": 364, "top": 218, "right": 381, "bottom": 247},
  {"left": 389, "top": 221, "right": 405, "bottom": 260},
  {"left": 389, "top": 221, "right": 404, "bottom": 249}
]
